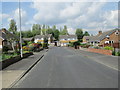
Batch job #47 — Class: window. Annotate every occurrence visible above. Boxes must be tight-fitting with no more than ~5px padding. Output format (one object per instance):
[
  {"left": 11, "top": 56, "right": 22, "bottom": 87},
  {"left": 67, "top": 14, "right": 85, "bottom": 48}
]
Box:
[
  {"left": 111, "top": 40, "right": 114, "bottom": 43},
  {"left": 105, "top": 41, "right": 109, "bottom": 44},
  {"left": 115, "top": 30, "right": 119, "bottom": 35}
]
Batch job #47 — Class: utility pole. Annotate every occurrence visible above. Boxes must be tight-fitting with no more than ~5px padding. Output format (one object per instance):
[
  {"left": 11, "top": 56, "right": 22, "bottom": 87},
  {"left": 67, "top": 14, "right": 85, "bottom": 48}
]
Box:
[{"left": 19, "top": 0, "right": 23, "bottom": 57}]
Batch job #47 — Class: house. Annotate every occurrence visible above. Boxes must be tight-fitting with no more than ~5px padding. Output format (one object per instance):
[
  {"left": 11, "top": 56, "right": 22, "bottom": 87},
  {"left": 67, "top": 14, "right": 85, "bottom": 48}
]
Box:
[
  {"left": 0, "top": 28, "right": 19, "bottom": 49},
  {"left": 83, "top": 28, "right": 120, "bottom": 48},
  {"left": 59, "top": 35, "right": 77, "bottom": 46},
  {"left": 34, "top": 34, "right": 53, "bottom": 44}
]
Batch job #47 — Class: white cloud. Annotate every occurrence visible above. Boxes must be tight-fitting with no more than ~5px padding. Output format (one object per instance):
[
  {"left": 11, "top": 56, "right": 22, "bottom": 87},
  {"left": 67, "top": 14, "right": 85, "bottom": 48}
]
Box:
[
  {"left": 0, "top": 13, "right": 10, "bottom": 19},
  {"left": 32, "top": 2, "right": 110, "bottom": 33},
  {"left": 103, "top": 10, "right": 118, "bottom": 27}
]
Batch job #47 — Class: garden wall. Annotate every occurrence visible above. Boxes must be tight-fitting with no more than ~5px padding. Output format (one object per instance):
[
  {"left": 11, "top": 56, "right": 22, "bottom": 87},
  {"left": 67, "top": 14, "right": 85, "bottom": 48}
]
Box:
[
  {"left": 0, "top": 52, "right": 33, "bottom": 70},
  {"left": 88, "top": 48, "right": 112, "bottom": 55}
]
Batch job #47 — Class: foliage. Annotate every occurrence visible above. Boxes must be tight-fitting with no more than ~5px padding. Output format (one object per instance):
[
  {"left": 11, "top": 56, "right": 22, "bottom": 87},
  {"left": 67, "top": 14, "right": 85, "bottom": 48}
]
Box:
[
  {"left": 27, "top": 41, "right": 33, "bottom": 45},
  {"left": 2, "top": 46, "right": 9, "bottom": 53},
  {"left": 32, "top": 24, "right": 41, "bottom": 36},
  {"left": 75, "top": 28, "right": 83, "bottom": 41},
  {"left": 84, "top": 31, "right": 90, "bottom": 36},
  {"left": 22, "top": 46, "right": 30, "bottom": 51},
  {"left": 103, "top": 46, "right": 113, "bottom": 50},
  {"left": 22, "top": 43, "right": 26, "bottom": 46},
  {"left": 80, "top": 43, "right": 90, "bottom": 48},
  {"left": 8, "top": 19, "right": 17, "bottom": 34},
  {"left": 93, "top": 46, "right": 101, "bottom": 49},
  {"left": 60, "top": 25, "right": 68, "bottom": 35},
  {"left": 2, "top": 52, "right": 20, "bottom": 60},
  {"left": 53, "top": 29, "right": 60, "bottom": 40},
  {"left": 112, "top": 51, "right": 120, "bottom": 56},
  {"left": 68, "top": 42, "right": 74, "bottom": 47}
]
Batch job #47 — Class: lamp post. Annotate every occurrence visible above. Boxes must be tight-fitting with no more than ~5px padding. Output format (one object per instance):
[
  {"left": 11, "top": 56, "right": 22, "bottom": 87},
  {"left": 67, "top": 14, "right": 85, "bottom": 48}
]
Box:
[{"left": 19, "top": 0, "right": 23, "bottom": 57}]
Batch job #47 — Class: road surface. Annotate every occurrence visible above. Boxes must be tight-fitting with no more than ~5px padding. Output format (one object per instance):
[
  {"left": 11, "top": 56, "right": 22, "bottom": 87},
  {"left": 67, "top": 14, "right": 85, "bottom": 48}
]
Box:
[{"left": 12, "top": 47, "right": 118, "bottom": 88}]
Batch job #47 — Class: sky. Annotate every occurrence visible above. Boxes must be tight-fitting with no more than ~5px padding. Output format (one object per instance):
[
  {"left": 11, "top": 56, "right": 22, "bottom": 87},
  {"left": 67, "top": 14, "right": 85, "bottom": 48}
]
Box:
[{"left": 0, "top": 0, "right": 119, "bottom": 35}]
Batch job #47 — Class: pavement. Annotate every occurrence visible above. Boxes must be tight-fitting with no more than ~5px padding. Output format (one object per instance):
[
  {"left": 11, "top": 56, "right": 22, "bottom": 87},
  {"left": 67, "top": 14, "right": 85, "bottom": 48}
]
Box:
[
  {"left": 10, "top": 47, "right": 118, "bottom": 88},
  {"left": 1, "top": 49, "right": 48, "bottom": 89}
]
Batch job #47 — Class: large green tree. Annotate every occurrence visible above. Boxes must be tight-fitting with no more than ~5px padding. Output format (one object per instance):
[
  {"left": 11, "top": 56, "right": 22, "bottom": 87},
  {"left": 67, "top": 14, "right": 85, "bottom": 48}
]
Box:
[
  {"left": 32, "top": 24, "right": 41, "bottom": 36},
  {"left": 8, "top": 19, "right": 17, "bottom": 34},
  {"left": 53, "top": 29, "right": 60, "bottom": 40},
  {"left": 84, "top": 31, "right": 90, "bottom": 36},
  {"left": 60, "top": 25, "right": 68, "bottom": 35},
  {"left": 75, "top": 28, "right": 83, "bottom": 41}
]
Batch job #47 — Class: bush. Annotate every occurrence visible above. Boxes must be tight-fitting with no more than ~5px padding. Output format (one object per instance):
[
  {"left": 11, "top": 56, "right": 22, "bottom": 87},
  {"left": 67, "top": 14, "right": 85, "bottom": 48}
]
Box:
[
  {"left": 22, "top": 43, "right": 26, "bottom": 46},
  {"left": 27, "top": 41, "right": 33, "bottom": 45},
  {"left": 93, "top": 46, "right": 101, "bottom": 49},
  {"left": 2, "top": 46, "right": 9, "bottom": 53},
  {"left": 112, "top": 51, "right": 115, "bottom": 55},
  {"left": 43, "top": 43, "right": 48, "bottom": 48},
  {"left": 80, "top": 43, "right": 90, "bottom": 48},
  {"left": 22, "top": 46, "right": 29, "bottom": 51},
  {"left": 115, "top": 52, "right": 120, "bottom": 56},
  {"left": 104, "top": 46, "right": 113, "bottom": 50}
]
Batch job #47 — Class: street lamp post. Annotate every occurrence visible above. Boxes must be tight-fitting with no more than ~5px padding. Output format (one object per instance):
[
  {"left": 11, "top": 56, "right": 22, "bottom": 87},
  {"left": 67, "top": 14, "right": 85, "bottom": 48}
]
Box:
[{"left": 19, "top": 0, "right": 23, "bottom": 57}]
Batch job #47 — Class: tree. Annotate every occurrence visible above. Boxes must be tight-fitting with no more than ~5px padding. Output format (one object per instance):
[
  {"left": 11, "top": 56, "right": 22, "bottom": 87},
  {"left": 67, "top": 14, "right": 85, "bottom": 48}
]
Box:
[
  {"left": 52, "top": 25, "right": 56, "bottom": 31},
  {"left": 60, "top": 25, "right": 68, "bottom": 35},
  {"left": 8, "top": 19, "right": 17, "bottom": 34},
  {"left": 32, "top": 24, "right": 41, "bottom": 36},
  {"left": 75, "top": 28, "right": 83, "bottom": 41},
  {"left": 84, "top": 31, "right": 90, "bottom": 36},
  {"left": 46, "top": 28, "right": 53, "bottom": 34},
  {"left": 53, "top": 29, "right": 60, "bottom": 40}
]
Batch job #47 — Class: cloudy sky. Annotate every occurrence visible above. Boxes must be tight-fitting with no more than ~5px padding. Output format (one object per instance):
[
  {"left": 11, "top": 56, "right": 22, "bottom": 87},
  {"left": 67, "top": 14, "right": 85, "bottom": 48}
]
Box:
[{"left": 0, "top": 0, "right": 119, "bottom": 35}]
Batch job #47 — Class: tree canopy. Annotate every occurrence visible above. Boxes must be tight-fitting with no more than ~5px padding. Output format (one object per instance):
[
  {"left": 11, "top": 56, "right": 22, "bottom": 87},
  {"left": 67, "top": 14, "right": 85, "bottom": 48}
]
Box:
[
  {"left": 84, "top": 31, "right": 90, "bottom": 36},
  {"left": 8, "top": 19, "right": 17, "bottom": 34},
  {"left": 75, "top": 28, "right": 83, "bottom": 41}
]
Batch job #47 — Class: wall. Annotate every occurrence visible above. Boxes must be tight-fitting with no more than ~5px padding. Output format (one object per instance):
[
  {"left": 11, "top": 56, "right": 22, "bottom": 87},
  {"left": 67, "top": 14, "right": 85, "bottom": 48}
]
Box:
[{"left": 88, "top": 48, "right": 112, "bottom": 55}]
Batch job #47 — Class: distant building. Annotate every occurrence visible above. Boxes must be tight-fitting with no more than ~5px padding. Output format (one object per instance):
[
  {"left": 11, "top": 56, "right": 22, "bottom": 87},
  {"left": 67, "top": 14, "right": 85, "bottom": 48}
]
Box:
[
  {"left": 83, "top": 28, "right": 120, "bottom": 48},
  {"left": 34, "top": 34, "right": 53, "bottom": 44},
  {"left": 59, "top": 35, "right": 77, "bottom": 46}
]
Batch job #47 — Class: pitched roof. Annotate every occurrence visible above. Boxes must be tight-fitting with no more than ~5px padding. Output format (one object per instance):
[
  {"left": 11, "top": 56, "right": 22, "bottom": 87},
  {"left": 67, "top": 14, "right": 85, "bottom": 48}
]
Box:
[
  {"left": 35, "top": 34, "right": 52, "bottom": 39},
  {"left": 0, "top": 28, "right": 19, "bottom": 40},
  {"left": 23, "top": 37, "right": 34, "bottom": 41},
  {"left": 59, "top": 35, "right": 77, "bottom": 39},
  {"left": 84, "top": 28, "right": 120, "bottom": 42}
]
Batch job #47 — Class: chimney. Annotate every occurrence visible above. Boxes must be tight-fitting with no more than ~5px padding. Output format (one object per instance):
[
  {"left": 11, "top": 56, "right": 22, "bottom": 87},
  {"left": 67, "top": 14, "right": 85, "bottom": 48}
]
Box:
[{"left": 98, "top": 31, "right": 102, "bottom": 35}]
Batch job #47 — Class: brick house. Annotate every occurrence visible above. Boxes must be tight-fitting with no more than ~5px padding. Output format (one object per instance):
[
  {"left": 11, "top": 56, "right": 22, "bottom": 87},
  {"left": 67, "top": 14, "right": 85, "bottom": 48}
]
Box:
[
  {"left": 59, "top": 35, "right": 77, "bottom": 46},
  {"left": 34, "top": 34, "right": 53, "bottom": 44},
  {"left": 83, "top": 28, "right": 120, "bottom": 48}
]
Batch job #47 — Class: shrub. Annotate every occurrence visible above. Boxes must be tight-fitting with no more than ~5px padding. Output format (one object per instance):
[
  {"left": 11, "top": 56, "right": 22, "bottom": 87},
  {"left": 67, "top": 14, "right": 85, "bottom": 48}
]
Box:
[
  {"left": 93, "top": 46, "right": 101, "bottom": 49},
  {"left": 112, "top": 51, "right": 115, "bottom": 55},
  {"left": 2, "top": 46, "right": 9, "bottom": 53},
  {"left": 22, "top": 43, "right": 26, "bottom": 46},
  {"left": 104, "top": 46, "right": 113, "bottom": 50},
  {"left": 27, "top": 41, "right": 33, "bottom": 45},
  {"left": 22, "top": 46, "right": 29, "bottom": 51},
  {"left": 115, "top": 52, "right": 120, "bottom": 56}
]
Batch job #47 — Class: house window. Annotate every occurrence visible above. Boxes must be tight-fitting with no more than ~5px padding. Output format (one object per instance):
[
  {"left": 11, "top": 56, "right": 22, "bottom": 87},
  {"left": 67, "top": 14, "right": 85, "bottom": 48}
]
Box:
[
  {"left": 86, "top": 39, "right": 89, "bottom": 41},
  {"left": 109, "top": 41, "right": 111, "bottom": 44},
  {"left": 105, "top": 41, "right": 109, "bottom": 44},
  {"left": 95, "top": 41, "right": 97, "bottom": 43},
  {"left": 115, "top": 31, "right": 119, "bottom": 35}
]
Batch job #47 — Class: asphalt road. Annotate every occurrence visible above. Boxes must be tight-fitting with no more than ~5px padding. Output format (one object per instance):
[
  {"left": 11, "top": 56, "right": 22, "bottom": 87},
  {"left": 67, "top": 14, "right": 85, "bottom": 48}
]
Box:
[{"left": 13, "top": 47, "right": 118, "bottom": 88}]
